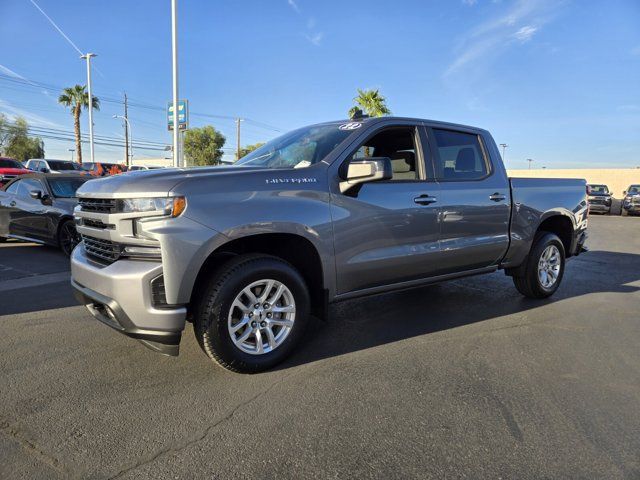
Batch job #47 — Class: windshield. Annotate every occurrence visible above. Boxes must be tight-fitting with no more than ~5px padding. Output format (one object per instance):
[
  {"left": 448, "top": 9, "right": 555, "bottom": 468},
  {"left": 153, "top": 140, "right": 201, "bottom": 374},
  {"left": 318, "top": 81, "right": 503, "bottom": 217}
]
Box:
[
  {"left": 0, "top": 159, "right": 23, "bottom": 169},
  {"left": 47, "top": 160, "right": 80, "bottom": 171},
  {"left": 48, "top": 177, "right": 88, "bottom": 198},
  {"left": 628, "top": 186, "right": 640, "bottom": 194},
  {"left": 589, "top": 185, "right": 609, "bottom": 194},
  {"left": 235, "top": 123, "right": 354, "bottom": 169}
]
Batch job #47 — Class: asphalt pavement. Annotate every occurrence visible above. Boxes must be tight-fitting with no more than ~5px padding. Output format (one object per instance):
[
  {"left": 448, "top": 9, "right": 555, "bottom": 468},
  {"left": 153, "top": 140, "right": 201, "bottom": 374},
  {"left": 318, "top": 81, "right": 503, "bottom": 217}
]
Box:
[{"left": 1, "top": 216, "right": 639, "bottom": 479}]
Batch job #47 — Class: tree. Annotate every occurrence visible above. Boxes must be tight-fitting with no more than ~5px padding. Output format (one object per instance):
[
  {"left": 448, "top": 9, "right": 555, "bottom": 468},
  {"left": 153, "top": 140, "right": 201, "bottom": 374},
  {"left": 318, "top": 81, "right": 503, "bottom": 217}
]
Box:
[
  {"left": 238, "top": 142, "right": 265, "bottom": 159},
  {"left": 183, "top": 125, "right": 226, "bottom": 166},
  {"left": 58, "top": 84, "right": 100, "bottom": 163},
  {"left": 348, "top": 88, "right": 391, "bottom": 118},
  {"left": 0, "top": 113, "right": 10, "bottom": 151},
  {"left": 3, "top": 116, "right": 45, "bottom": 161}
]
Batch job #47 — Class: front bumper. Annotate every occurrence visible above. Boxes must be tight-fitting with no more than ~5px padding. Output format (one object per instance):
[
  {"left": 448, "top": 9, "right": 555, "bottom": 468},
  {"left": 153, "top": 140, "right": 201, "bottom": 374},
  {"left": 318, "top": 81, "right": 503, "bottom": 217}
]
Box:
[
  {"left": 623, "top": 202, "right": 640, "bottom": 213},
  {"left": 71, "top": 245, "right": 187, "bottom": 356},
  {"left": 587, "top": 202, "right": 611, "bottom": 213}
]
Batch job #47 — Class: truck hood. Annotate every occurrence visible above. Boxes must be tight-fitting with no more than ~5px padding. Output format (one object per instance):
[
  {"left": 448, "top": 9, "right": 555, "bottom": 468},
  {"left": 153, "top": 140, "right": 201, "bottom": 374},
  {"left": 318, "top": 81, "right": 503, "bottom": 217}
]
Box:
[{"left": 75, "top": 165, "right": 267, "bottom": 198}]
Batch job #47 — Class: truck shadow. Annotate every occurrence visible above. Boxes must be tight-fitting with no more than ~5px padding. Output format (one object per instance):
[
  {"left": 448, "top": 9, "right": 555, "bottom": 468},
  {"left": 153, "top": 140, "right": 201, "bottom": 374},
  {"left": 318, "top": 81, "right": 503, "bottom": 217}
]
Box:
[{"left": 276, "top": 250, "right": 640, "bottom": 371}]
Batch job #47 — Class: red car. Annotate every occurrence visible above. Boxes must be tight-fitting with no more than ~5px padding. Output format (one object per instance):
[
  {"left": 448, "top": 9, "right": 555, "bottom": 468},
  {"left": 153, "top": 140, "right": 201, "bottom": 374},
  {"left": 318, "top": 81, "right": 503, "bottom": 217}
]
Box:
[{"left": 0, "top": 157, "right": 31, "bottom": 187}]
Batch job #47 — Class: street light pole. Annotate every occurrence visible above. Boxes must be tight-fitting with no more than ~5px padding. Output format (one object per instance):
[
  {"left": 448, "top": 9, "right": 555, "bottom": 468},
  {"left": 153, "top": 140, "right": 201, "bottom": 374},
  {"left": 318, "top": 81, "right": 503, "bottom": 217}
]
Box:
[
  {"left": 527, "top": 158, "right": 534, "bottom": 170},
  {"left": 236, "top": 118, "right": 243, "bottom": 161},
  {"left": 171, "top": 0, "right": 180, "bottom": 167},
  {"left": 113, "top": 115, "right": 133, "bottom": 164},
  {"left": 80, "top": 53, "right": 97, "bottom": 164},
  {"left": 499, "top": 143, "right": 508, "bottom": 163},
  {"left": 68, "top": 148, "right": 75, "bottom": 162}
]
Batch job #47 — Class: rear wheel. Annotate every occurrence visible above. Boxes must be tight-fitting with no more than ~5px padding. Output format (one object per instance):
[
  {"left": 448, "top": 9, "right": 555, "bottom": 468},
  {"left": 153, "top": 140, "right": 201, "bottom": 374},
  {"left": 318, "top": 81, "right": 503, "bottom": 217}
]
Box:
[
  {"left": 513, "top": 232, "right": 565, "bottom": 299},
  {"left": 194, "top": 254, "right": 310, "bottom": 373},
  {"left": 58, "top": 219, "right": 80, "bottom": 256}
]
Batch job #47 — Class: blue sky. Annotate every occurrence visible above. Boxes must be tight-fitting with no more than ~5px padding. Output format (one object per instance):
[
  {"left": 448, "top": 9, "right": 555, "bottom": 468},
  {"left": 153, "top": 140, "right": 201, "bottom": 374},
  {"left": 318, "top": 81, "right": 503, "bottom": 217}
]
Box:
[{"left": 0, "top": 0, "right": 639, "bottom": 168}]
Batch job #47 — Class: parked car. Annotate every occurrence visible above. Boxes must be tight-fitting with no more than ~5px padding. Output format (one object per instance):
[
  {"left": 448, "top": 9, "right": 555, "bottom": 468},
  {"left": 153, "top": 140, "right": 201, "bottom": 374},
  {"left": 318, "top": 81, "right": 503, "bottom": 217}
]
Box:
[
  {"left": 621, "top": 184, "right": 640, "bottom": 216},
  {"left": 128, "top": 165, "right": 163, "bottom": 171},
  {"left": 81, "top": 162, "right": 128, "bottom": 176},
  {"left": 586, "top": 184, "right": 612, "bottom": 214},
  {"left": 25, "top": 158, "right": 83, "bottom": 174},
  {"left": 71, "top": 116, "right": 588, "bottom": 373},
  {"left": 0, "top": 157, "right": 32, "bottom": 187},
  {"left": 0, "top": 173, "right": 90, "bottom": 255}
]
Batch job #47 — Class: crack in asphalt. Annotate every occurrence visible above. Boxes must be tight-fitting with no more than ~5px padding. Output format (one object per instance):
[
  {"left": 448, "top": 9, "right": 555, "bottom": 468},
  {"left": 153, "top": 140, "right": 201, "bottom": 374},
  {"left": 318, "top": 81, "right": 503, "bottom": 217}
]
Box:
[
  {"left": 107, "top": 370, "right": 297, "bottom": 479},
  {"left": 0, "top": 419, "right": 68, "bottom": 476}
]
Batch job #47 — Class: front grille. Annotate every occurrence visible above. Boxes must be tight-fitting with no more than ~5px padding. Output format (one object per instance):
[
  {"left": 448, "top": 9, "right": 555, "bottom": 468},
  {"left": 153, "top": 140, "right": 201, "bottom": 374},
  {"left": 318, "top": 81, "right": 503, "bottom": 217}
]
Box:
[
  {"left": 82, "top": 235, "right": 123, "bottom": 264},
  {"left": 83, "top": 218, "right": 113, "bottom": 230},
  {"left": 588, "top": 198, "right": 607, "bottom": 205},
  {"left": 79, "top": 198, "right": 117, "bottom": 213}
]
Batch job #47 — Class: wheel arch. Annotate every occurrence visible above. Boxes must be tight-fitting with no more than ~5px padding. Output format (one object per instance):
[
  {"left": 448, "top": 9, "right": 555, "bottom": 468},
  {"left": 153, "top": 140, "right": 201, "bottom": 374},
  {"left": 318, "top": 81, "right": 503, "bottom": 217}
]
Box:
[{"left": 189, "top": 232, "right": 329, "bottom": 320}]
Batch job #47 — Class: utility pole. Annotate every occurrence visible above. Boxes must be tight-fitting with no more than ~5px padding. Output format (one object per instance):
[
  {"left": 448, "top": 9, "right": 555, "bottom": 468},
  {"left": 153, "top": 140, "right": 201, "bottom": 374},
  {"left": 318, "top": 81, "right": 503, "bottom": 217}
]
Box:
[
  {"left": 236, "top": 118, "right": 243, "bottom": 161},
  {"left": 499, "top": 143, "right": 508, "bottom": 163},
  {"left": 527, "top": 158, "right": 534, "bottom": 170},
  {"left": 113, "top": 115, "right": 133, "bottom": 164},
  {"left": 80, "top": 53, "right": 97, "bottom": 163},
  {"left": 171, "top": 0, "right": 180, "bottom": 167},
  {"left": 123, "top": 93, "right": 130, "bottom": 166}
]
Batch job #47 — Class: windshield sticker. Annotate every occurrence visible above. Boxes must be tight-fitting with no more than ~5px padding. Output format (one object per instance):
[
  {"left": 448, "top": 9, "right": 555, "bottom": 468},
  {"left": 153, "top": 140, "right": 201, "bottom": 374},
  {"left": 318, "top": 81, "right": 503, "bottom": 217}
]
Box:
[{"left": 338, "top": 122, "right": 362, "bottom": 131}]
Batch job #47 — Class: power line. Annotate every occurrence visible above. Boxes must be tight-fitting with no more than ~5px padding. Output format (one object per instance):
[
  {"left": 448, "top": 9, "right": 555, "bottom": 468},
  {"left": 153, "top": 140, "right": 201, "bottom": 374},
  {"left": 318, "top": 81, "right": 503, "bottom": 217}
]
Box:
[{"left": 0, "top": 73, "right": 283, "bottom": 132}]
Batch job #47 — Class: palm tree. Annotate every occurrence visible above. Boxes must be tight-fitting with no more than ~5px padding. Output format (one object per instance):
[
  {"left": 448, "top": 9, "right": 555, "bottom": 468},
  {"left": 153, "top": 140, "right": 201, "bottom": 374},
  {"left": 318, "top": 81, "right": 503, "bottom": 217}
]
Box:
[
  {"left": 58, "top": 85, "right": 100, "bottom": 163},
  {"left": 348, "top": 88, "right": 391, "bottom": 119}
]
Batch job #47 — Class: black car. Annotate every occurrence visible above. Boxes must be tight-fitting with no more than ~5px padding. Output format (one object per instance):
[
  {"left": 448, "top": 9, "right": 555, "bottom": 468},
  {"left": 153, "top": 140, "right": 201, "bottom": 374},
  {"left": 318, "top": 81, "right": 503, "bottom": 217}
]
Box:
[
  {"left": 587, "top": 184, "right": 612, "bottom": 214},
  {"left": 0, "top": 173, "right": 90, "bottom": 255},
  {"left": 621, "top": 184, "right": 640, "bottom": 216}
]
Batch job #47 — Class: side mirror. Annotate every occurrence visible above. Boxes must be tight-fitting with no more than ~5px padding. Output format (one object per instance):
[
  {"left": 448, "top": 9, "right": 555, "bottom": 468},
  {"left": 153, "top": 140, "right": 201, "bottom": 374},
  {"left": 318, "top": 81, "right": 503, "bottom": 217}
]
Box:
[
  {"left": 39, "top": 167, "right": 49, "bottom": 173},
  {"left": 29, "top": 190, "right": 42, "bottom": 200},
  {"left": 623, "top": 191, "right": 627, "bottom": 195},
  {"left": 339, "top": 157, "right": 392, "bottom": 193}
]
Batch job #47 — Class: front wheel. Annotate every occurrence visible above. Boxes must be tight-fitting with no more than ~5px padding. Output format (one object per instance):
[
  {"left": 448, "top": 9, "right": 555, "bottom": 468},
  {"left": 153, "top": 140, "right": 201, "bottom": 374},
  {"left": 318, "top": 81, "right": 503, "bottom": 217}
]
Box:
[
  {"left": 194, "top": 254, "right": 310, "bottom": 373},
  {"left": 58, "top": 219, "right": 80, "bottom": 256},
  {"left": 513, "top": 232, "right": 565, "bottom": 299}
]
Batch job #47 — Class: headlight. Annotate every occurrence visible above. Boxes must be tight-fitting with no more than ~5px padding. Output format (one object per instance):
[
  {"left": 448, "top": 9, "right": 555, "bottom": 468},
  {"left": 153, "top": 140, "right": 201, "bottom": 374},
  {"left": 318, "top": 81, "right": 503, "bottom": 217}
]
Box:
[{"left": 118, "top": 196, "right": 186, "bottom": 217}]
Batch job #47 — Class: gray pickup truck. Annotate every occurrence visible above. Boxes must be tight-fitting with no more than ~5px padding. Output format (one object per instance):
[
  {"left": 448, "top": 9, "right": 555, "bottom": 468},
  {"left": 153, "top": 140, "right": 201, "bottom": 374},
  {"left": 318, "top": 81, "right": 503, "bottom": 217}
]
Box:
[{"left": 71, "top": 117, "right": 588, "bottom": 373}]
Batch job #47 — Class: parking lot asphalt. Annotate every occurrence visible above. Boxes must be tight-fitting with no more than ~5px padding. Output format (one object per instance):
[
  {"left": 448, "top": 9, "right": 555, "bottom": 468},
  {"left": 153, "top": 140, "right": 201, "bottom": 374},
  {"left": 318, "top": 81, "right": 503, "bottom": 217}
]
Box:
[{"left": 1, "top": 215, "right": 639, "bottom": 479}]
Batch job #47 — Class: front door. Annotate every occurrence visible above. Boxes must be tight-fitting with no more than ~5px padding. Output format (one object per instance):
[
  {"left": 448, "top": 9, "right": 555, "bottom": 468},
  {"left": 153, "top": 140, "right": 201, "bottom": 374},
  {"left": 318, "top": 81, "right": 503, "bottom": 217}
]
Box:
[{"left": 331, "top": 123, "right": 441, "bottom": 295}]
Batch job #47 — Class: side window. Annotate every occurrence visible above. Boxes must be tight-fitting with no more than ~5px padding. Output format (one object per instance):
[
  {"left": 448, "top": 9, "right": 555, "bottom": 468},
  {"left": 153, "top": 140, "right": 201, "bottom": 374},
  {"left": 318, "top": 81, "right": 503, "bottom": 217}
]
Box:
[
  {"left": 5, "top": 180, "right": 21, "bottom": 194},
  {"left": 348, "top": 127, "right": 421, "bottom": 181},
  {"left": 16, "top": 179, "right": 43, "bottom": 197},
  {"left": 432, "top": 129, "right": 489, "bottom": 181}
]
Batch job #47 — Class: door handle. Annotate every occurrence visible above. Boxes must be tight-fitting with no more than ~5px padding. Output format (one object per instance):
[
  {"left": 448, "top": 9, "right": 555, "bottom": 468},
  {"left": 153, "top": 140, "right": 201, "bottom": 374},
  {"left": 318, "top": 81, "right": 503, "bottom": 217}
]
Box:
[
  {"left": 9, "top": 201, "right": 16, "bottom": 207},
  {"left": 414, "top": 194, "right": 437, "bottom": 205},
  {"left": 489, "top": 193, "right": 506, "bottom": 202}
]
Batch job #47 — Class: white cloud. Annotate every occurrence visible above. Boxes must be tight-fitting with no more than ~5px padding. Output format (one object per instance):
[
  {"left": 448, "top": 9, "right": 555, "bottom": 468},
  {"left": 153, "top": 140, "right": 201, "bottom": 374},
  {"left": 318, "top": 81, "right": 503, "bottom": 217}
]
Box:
[
  {"left": 513, "top": 25, "right": 538, "bottom": 42},
  {"left": 305, "top": 32, "right": 323, "bottom": 46},
  {"left": 632, "top": 45, "right": 640, "bottom": 56},
  {"left": 444, "top": 0, "right": 561, "bottom": 77},
  {"left": 287, "top": 0, "right": 300, "bottom": 13}
]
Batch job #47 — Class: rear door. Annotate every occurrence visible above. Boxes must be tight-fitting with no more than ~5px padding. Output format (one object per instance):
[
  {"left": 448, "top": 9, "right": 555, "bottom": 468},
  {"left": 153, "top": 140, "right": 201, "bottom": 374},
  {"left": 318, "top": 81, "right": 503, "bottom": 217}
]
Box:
[
  {"left": 426, "top": 127, "right": 510, "bottom": 273},
  {"left": 330, "top": 121, "right": 441, "bottom": 294},
  {"left": 0, "top": 181, "right": 20, "bottom": 237}
]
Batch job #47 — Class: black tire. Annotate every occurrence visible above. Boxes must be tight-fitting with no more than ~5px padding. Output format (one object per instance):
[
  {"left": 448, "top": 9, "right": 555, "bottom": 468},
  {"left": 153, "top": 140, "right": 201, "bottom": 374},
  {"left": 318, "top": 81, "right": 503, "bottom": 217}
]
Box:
[
  {"left": 513, "top": 232, "right": 565, "bottom": 299},
  {"left": 58, "top": 219, "right": 80, "bottom": 256},
  {"left": 0, "top": 237, "right": 6, "bottom": 243},
  {"left": 194, "top": 254, "right": 310, "bottom": 373}
]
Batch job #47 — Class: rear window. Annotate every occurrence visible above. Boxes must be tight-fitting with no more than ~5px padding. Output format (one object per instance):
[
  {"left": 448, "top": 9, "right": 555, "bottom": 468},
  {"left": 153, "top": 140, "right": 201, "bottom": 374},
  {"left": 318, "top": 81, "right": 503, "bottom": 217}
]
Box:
[
  {"left": 47, "top": 160, "right": 79, "bottom": 171},
  {"left": 0, "top": 159, "right": 23, "bottom": 169},
  {"left": 432, "top": 129, "right": 489, "bottom": 181}
]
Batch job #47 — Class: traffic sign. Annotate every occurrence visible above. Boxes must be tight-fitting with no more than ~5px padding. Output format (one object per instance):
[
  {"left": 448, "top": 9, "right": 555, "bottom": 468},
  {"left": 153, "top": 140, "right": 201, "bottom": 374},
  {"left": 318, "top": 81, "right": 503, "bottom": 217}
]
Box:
[{"left": 168, "top": 100, "right": 188, "bottom": 131}]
